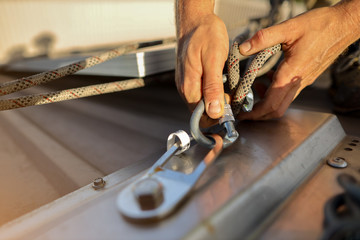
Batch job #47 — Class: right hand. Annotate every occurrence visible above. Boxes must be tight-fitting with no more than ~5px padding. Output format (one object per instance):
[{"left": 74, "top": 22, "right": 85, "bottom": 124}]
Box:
[{"left": 176, "top": 13, "right": 229, "bottom": 126}]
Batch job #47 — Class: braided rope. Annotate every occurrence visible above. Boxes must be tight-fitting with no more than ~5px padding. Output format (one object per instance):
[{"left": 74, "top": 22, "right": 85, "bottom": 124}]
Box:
[
  {"left": 228, "top": 42, "right": 281, "bottom": 116},
  {"left": 0, "top": 38, "right": 175, "bottom": 111},
  {"left": 0, "top": 78, "right": 145, "bottom": 111},
  {"left": 0, "top": 44, "right": 140, "bottom": 97},
  {"left": 0, "top": 37, "right": 175, "bottom": 97}
]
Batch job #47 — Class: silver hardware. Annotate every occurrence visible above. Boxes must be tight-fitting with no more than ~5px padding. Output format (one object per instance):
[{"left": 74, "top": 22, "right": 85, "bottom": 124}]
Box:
[
  {"left": 242, "top": 89, "right": 254, "bottom": 112},
  {"left": 220, "top": 102, "right": 239, "bottom": 148},
  {"left": 222, "top": 74, "right": 228, "bottom": 83},
  {"left": 327, "top": 157, "right": 348, "bottom": 168},
  {"left": 219, "top": 104, "right": 235, "bottom": 125},
  {"left": 190, "top": 99, "right": 239, "bottom": 149},
  {"left": 167, "top": 130, "right": 191, "bottom": 155},
  {"left": 92, "top": 177, "right": 106, "bottom": 190},
  {"left": 117, "top": 130, "right": 222, "bottom": 220},
  {"left": 133, "top": 178, "right": 164, "bottom": 210}
]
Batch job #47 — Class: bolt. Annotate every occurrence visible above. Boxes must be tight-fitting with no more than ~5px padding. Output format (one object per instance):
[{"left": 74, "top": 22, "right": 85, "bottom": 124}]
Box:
[
  {"left": 133, "top": 178, "right": 164, "bottom": 210},
  {"left": 327, "top": 157, "right": 348, "bottom": 168},
  {"left": 92, "top": 177, "right": 106, "bottom": 190}
]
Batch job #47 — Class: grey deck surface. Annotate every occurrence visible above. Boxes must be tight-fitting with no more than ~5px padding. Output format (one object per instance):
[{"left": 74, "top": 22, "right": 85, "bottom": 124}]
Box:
[{"left": 0, "top": 71, "right": 190, "bottom": 226}]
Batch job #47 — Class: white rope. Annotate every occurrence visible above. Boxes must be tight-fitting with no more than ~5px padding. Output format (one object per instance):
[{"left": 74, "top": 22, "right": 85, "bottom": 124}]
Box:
[
  {"left": 0, "top": 38, "right": 175, "bottom": 111},
  {"left": 228, "top": 42, "right": 282, "bottom": 116},
  {"left": 0, "top": 79, "right": 145, "bottom": 111}
]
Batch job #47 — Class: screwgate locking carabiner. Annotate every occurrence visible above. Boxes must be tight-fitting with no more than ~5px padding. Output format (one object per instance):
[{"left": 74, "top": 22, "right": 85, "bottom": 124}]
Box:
[{"left": 190, "top": 97, "right": 239, "bottom": 149}]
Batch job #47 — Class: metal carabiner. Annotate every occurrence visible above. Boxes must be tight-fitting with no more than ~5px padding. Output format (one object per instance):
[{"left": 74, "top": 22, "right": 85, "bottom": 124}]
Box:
[{"left": 190, "top": 97, "right": 239, "bottom": 149}]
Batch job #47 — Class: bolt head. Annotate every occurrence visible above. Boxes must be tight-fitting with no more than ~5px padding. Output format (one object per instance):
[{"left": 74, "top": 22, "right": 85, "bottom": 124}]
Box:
[
  {"left": 133, "top": 178, "right": 164, "bottom": 210},
  {"left": 92, "top": 177, "right": 106, "bottom": 190}
]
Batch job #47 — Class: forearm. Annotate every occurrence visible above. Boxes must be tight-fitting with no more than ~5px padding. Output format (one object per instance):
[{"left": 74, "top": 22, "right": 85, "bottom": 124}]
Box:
[
  {"left": 174, "top": 0, "right": 229, "bottom": 121},
  {"left": 333, "top": 0, "right": 360, "bottom": 45},
  {"left": 175, "top": 0, "right": 215, "bottom": 38}
]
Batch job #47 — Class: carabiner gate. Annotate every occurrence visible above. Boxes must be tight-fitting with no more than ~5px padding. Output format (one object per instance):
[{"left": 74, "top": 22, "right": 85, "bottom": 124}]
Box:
[{"left": 190, "top": 98, "right": 239, "bottom": 149}]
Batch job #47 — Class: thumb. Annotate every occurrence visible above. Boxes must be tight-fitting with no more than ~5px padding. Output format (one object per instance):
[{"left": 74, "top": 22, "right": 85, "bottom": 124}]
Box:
[
  {"left": 239, "top": 23, "right": 287, "bottom": 56},
  {"left": 202, "top": 52, "right": 226, "bottom": 119}
]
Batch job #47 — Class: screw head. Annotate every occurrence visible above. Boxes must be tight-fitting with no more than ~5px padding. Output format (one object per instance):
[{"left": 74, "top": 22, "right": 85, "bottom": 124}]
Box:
[
  {"left": 92, "top": 177, "right": 106, "bottom": 190},
  {"left": 327, "top": 157, "right": 348, "bottom": 168},
  {"left": 133, "top": 178, "right": 164, "bottom": 210}
]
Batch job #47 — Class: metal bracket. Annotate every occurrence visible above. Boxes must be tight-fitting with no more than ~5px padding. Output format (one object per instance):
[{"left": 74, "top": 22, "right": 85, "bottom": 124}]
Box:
[{"left": 116, "top": 130, "right": 223, "bottom": 221}]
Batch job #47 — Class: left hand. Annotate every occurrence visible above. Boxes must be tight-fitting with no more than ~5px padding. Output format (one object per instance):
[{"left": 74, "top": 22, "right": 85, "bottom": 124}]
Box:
[{"left": 237, "top": 4, "right": 360, "bottom": 120}]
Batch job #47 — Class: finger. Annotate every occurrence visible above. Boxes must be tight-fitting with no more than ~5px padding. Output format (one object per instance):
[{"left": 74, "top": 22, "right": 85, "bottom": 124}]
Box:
[
  {"left": 202, "top": 47, "right": 227, "bottom": 119},
  {"left": 200, "top": 93, "right": 231, "bottom": 128},
  {"left": 239, "top": 81, "right": 299, "bottom": 121},
  {"left": 258, "top": 82, "right": 301, "bottom": 120},
  {"left": 182, "top": 54, "right": 203, "bottom": 112},
  {"left": 239, "top": 22, "right": 290, "bottom": 56},
  {"left": 237, "top": 62, "right": 301, "bottom": 120},
  {"left": 199, "top": 114, "right": 218, "bottom": 129}
]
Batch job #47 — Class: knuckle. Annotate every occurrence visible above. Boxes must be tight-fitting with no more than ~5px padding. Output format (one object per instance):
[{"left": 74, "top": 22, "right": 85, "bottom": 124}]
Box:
[
  {"left": 255, "top": 29, "right": 267, "bottom": 44},
  {"left": 286, "top": 19, "right": 297, "bottom": 34},
  {"left": 268, "top": 102, "right": 279, "bottom": 113},
  {"left": 183, "top": 80, "right": 201, "bottom": 103},
  {"left": 203, "top": 81, "right": 223, "bottom": 95}
]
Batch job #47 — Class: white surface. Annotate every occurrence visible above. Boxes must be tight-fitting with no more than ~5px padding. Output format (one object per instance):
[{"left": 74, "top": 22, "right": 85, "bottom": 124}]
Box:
[{"left": 0, "top": 0, "right": 175, "bottom": 63}]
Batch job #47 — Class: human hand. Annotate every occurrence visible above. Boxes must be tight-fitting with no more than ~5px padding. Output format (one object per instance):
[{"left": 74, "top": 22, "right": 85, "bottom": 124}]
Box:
[
  {"left": 237, "top": 4, "right": 360, "bottom": 120},
  {"left": 176, "top": 13, "right": 229, "bottom": 126}
]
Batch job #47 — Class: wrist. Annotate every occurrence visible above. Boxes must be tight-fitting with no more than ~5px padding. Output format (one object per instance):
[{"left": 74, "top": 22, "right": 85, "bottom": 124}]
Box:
[
  {"left": 333, "top": 0, "right": 360, "bottom": 42},
  {"left": 176, "top": 0, "right": 215, "bottom": 38}
]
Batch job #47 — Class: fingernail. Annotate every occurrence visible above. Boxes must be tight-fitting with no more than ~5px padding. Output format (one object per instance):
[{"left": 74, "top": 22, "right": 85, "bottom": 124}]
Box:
[
  {"left": 208, "top": 100, "right": 221, "bottom": 115},
  {"left": 240, "top": 41, "right": 251, "bottom": 52}
]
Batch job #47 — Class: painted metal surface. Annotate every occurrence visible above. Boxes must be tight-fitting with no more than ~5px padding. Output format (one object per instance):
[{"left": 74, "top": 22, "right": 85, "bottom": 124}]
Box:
[
  {"left": 0, "top": 109, "right": 346, "bottom": 240},
  {"left": 0, "top": 73, "right": 190, "bottom": 226},
  {"left": 259, "top": 135, "right": 360, "bottom": 240}
]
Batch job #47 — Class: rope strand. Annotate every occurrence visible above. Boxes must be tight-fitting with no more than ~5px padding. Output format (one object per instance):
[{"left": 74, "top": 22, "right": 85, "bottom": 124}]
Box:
[
  {"left": 0, "top": 78, "right": 145, "bottom": 111},
  {"left": 0, "top": 37, "right": 175, "bottom": 111},
  {"left": 0, "top": 37, "right": 174, "bottom": 97}
]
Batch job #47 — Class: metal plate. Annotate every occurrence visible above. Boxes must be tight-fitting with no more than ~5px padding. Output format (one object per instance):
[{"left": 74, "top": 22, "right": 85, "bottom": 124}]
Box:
[
  {"left": 259, "top": 135, "right": 360, "bottom": 240},
  {"left": 0, "top": 109, "right": 346, "bottom": 240}
]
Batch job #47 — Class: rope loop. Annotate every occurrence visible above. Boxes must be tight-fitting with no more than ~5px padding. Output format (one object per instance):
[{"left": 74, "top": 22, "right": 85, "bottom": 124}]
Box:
[{"left": 227, "top": 42, "right": 282, "bottom": 116}]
